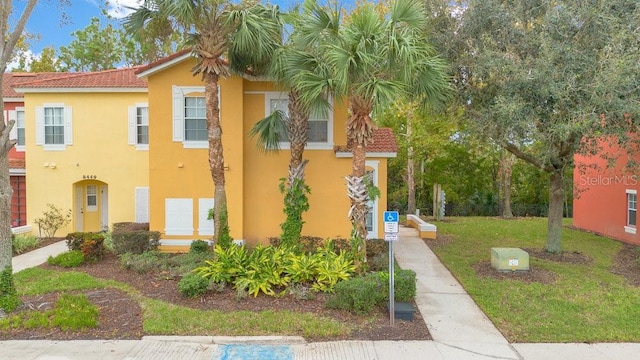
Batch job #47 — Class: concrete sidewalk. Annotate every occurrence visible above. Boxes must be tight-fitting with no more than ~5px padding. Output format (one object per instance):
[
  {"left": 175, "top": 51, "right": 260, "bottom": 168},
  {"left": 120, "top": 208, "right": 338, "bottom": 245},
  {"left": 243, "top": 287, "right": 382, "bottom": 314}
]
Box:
[{"left": 4, "top": 226, "right": 640, "bottom": 359}]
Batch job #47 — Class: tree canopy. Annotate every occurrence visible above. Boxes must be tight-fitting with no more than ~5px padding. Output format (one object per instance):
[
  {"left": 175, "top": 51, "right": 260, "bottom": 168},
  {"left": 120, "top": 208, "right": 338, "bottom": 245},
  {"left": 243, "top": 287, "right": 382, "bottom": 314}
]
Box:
[{"left": 457, "top": 0, "right": 640, "bottom": 252}]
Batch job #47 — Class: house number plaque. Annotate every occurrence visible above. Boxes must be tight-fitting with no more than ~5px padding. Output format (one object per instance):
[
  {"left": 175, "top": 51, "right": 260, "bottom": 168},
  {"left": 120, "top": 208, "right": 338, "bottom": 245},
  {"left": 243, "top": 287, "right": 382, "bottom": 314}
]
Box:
[{"left": 82, "top": 175, "right": 97, "bottom": 179}]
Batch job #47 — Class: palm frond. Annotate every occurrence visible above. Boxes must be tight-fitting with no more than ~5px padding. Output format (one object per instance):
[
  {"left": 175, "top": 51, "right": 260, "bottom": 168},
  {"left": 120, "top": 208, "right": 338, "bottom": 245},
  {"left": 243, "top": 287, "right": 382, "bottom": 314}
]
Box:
[{"left": 249, "top": 110, "right": 287, "bottom": 152}]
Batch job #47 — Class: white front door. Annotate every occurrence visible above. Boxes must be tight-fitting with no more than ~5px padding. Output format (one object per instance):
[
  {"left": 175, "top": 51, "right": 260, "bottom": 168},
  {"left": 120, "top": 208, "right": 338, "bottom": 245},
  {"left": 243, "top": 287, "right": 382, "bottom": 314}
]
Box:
[
  {"left": 100, "top": 185, "right": 109, "bottom": 231},
  {"left": 75, "top": 186, "right": 84, "bottom": 231}
]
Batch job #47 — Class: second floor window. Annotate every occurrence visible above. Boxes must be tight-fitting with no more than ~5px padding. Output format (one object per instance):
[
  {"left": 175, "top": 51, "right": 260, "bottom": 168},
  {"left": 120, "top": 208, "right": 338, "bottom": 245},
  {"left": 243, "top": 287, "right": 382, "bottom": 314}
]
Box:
[
  {"left": 36, "top": 103, "right": 72, "bottom": 150},
  {"left": 264, "top": 92, "right": 333, "bottom": 149},
  {"left": 137, "top": 107, "right": 149, "bottom": 145},
  {"left": 44, "top": 107, "right": 65, "bottom": 145},
  {"left": 184, "top": 97, "right": 207, "bottom": 141},
  {"left": 16, "top": 109, "right": 25, "bottom": 146}
]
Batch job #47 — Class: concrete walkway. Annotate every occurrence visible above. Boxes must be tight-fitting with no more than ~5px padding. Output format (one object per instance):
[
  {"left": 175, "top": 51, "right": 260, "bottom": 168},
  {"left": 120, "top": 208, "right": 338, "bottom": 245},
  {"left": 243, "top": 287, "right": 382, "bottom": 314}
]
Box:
[{"left": 4, "top": 226, "right": 640, "bottom": 359}]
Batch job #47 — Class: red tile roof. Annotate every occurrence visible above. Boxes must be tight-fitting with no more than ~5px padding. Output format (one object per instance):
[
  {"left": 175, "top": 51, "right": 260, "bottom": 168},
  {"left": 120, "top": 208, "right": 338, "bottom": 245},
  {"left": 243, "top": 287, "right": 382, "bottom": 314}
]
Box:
[
  {"left": 334, "top": 127, "right": 398, "bottom": 154},
  {"left": 9, "top": 158, "right": 25, "bottom": 170},
  {"left": 3, "top": 72, "right": 69, "bottom": 98},
  {"left": 9, "top": 67, "right": 147, "bottom": 90}
]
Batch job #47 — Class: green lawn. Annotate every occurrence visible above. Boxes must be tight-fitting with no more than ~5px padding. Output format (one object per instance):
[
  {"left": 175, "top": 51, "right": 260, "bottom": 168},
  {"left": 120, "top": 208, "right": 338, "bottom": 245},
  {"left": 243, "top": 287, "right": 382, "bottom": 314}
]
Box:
[{"left": 432, "top": 217, "right": 640, "bottom": 343}]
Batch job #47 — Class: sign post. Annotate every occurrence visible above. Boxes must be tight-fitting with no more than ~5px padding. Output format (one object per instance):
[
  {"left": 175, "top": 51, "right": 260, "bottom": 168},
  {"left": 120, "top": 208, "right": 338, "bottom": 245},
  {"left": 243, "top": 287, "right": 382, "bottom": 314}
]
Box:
[{"left": 383, "top": 211, "right": 399, "bottom": 326}]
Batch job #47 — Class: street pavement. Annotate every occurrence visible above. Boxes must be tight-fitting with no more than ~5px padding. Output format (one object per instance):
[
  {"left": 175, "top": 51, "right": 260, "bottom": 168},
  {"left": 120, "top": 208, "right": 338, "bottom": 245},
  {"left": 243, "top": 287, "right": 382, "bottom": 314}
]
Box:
[{"left": 4, "top": 226, "right": 640, "bottom": 359}]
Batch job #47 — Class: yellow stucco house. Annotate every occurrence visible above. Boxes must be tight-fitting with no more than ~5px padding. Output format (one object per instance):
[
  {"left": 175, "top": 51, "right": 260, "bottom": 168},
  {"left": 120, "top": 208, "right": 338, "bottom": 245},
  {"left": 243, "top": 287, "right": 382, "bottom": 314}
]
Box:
[
  {"left": 14, "top": 69, "right": 149, "bottom": 236},
  {"left": 15, "top": 51, "right": 397, "bottom": 249}
]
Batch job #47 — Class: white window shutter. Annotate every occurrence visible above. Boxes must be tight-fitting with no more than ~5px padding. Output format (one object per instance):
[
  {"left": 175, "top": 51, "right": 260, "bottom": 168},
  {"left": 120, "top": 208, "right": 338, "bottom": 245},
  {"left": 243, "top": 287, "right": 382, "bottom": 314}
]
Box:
[
  {"left": 135, "top": 187, "right": 150, "bottom": 223},
  {"left": 35, "top": 106, "right": 44, "bottom": 145},
  {"left": 7, "top": 110, "right": 17, "bottom": 140},
  {"left": 198, "top": 198, "right": 215, "bottom": 236},
  {"left": 165, "top": 198, "right": 193, "bottom": 235},
  {"left": 64, "top": 106, "right": 73, "bottom": 145},
  {"left": 127, "top": 106, "right": 136, "bottom": 145},
  {"left": 172, "top": 86, "right": 184, "bottom": 142}
]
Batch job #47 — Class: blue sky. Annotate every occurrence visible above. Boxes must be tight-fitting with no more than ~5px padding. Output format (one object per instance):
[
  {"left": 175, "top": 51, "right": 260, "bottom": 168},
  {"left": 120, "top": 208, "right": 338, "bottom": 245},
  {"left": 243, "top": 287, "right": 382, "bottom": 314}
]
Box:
[{"left": 16, "top": 0, "right": 312, "bottom": 55}]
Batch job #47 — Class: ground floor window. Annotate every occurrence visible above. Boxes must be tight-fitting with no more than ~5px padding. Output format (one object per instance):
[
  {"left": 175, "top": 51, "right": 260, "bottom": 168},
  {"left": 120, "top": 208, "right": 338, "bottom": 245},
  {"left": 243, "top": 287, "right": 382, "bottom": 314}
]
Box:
[{"left": 628, "top": 190, "right": 637, "bottom": 227}]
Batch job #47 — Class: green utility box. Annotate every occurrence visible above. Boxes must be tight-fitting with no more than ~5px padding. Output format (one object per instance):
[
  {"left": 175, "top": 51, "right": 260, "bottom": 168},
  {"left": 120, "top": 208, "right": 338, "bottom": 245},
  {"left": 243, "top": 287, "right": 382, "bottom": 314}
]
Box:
[{"left": 491, "top": 248, "right": 529, "bottom": 272}]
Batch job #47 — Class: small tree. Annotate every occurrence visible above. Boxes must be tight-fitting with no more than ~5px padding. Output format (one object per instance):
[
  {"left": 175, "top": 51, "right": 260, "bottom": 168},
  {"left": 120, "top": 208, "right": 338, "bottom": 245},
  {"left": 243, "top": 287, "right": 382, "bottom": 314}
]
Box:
[{"left": 34, "top": 204, "right": 71, "bottom": 239}]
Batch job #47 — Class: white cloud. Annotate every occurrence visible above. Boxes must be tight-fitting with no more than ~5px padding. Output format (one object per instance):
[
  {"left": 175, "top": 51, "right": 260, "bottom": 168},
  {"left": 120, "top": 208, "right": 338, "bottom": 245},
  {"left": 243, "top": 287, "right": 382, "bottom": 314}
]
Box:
[{"left": 106, "top": 0, "right": 143, "bottom": 19}]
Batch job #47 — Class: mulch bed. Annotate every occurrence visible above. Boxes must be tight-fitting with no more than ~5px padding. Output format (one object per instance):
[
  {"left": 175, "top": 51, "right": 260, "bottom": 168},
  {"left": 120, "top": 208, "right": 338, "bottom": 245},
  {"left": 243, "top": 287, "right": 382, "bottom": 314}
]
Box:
[{"left": 3, "top": 252, "right": 430, "bottom": 342}]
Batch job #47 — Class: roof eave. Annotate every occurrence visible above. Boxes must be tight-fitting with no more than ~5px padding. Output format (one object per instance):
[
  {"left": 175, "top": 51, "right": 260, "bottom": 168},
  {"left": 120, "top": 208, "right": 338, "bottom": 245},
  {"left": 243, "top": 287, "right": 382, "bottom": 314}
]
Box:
[
  {"left": 136, "top": 52, "right": 193, "bottom": 78},
  {"left": 335, "top": 151, "right": 398, "bottom": 158},
  {"left": 13, "top": 87, "right": 148, "bottom": 93}
]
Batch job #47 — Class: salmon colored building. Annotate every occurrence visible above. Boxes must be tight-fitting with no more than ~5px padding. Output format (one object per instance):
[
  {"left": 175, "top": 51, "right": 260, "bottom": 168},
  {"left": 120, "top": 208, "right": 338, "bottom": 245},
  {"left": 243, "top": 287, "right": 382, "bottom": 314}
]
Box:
[
  {"left": 12, "top": 52, "right": 397, "bottom": 249},
  {"left": 573, "top": 148, "right": 640, "bottom": 245}
]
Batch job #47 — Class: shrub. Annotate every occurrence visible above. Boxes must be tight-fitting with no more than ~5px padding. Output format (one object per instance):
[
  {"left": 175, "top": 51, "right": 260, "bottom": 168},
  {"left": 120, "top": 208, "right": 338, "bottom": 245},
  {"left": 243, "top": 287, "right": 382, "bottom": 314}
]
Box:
[
  {"left": 12, "top": 234, "right": 40, "bottom": 255},
  {"left": 112, "top": 230, "right": 160, "bottom": 254},
  {"left": 47, "top": 251, "right": 85, "bottom": 268},
  {"left": 0, "top": 267, "right": 20, "bottom": 313},
  {"left": 165, "top": 252, "right": 210, "bottom": 277},
  {"left": 178, "top": 272, "right": 210, "bottom": 298},
  {"left": 66, "top": 232, "right": 93, "bottom": 251},
  {"left": 102, "top": 232, "right": 115, "bottom": 253},
  {"left": 112, "top": 222, "right": 149, "bottom": 232},
  {"left": 80, "top": 236, "right": 105, "bottom": 262},
  {"left": 65, "top": 232, "right": 105, "bottom": 261},
  {"left": 392, "top": 269, "right": 417, "bottom": 302},
  {"left": 325, "top": 269, "right": 417, "bottom": 314},
  {"left": 190, "top": 240, "right": 210, "bottom": 254},
  {"left": 119, "top": 251, "right": 168, "bottom": 274},
  {"left": 326, "top": 274, "right": 383, "bottom": 315},
  {"left": 33, "top": 204, "right": 71, "bottom": 239}
]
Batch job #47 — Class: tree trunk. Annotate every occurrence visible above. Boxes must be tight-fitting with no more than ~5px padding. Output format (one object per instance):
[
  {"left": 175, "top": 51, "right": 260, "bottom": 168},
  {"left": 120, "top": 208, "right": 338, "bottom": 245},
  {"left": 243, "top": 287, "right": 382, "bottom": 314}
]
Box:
[
  {"left": 0, "top": 152, "right": 12, "bottom": 272},
  {"left": 0, "top": 94, "right": 15, "bottom": 271},
  {"left": 499, "top": 151, "right": 514, "bottom": 218},
  {"left": 407, "top": 112, "right": 416, "bottom": 215},
  {"left": 546, "top": 170, "right": 565, "bottom": 253},
  {"left": 204, "top": 72, "right": 228, "bottom": 242},
  {"left": 287, "top": 90, "right": 309, "bottom": 171}
]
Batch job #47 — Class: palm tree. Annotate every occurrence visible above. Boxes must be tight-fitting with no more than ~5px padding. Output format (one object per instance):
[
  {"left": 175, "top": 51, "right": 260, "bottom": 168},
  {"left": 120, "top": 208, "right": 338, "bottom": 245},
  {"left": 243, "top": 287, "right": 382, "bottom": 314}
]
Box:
[
  {"left": 295, "top": 0, "right": 450, "bottom": 266},
  {"left": 124, "top": 0, "right": 282, "bottom": 245},
  {"left": 250, "top": 1, "right": 336, "bottom": 248}
]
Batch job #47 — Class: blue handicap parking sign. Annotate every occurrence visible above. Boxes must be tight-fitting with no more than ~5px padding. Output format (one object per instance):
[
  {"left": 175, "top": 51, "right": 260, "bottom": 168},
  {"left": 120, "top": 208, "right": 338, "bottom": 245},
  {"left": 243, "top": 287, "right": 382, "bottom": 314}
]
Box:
[{"left": 384, "top": 211, "right": 399, "bottom": 223}]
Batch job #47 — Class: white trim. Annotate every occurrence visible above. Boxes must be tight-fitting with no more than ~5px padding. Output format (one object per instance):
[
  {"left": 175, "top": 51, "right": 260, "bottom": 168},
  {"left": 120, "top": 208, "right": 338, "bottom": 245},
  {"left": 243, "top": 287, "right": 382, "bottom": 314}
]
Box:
[
  {"left": 624, "top": 226, "right": 637, "bottom": 234},
  {"left": 626, "top": 189, "right": 637, "bottom": 195},
  {"left": 183, "top": 141, "right": 208, "bottom": 149},
  {"left": 136, "top": 53, "right": 193, "bottom": 78},
  {"left": 9, "top": 169, "right": 26, "bottom": 175},
  {"left": 43, "top": 145, "right": 67, "bottom": 151},
  {"left": 136, "top": 52, "right": 258, "bottom": 81},
  {"left": 159, "top": 239, "right": 214, "bottom": 246},
  {"left": 14, "top": 87, "right": 147, "bottom": 93},
  {"left": 3, "top": 97, "right": 23, "bottom": 102},
  {"left": 11, "top": 225, "right": 32, "bottom": 234},
  {"left": 335, "top": 151, "right": 398, "bottom": 158}
]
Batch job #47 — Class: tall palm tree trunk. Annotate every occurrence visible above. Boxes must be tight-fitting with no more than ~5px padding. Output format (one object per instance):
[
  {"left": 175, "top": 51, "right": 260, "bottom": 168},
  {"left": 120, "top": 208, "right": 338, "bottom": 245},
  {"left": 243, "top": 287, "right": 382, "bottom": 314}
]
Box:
[
  {"left": 287, "top": 90, "right": 309, "bottom": 171},
  {"left": 346, "top": 101, "right": 375, "bottom": 269},
  {"left": 204, "top": 72, "right": 228, "bottom": 243}
]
